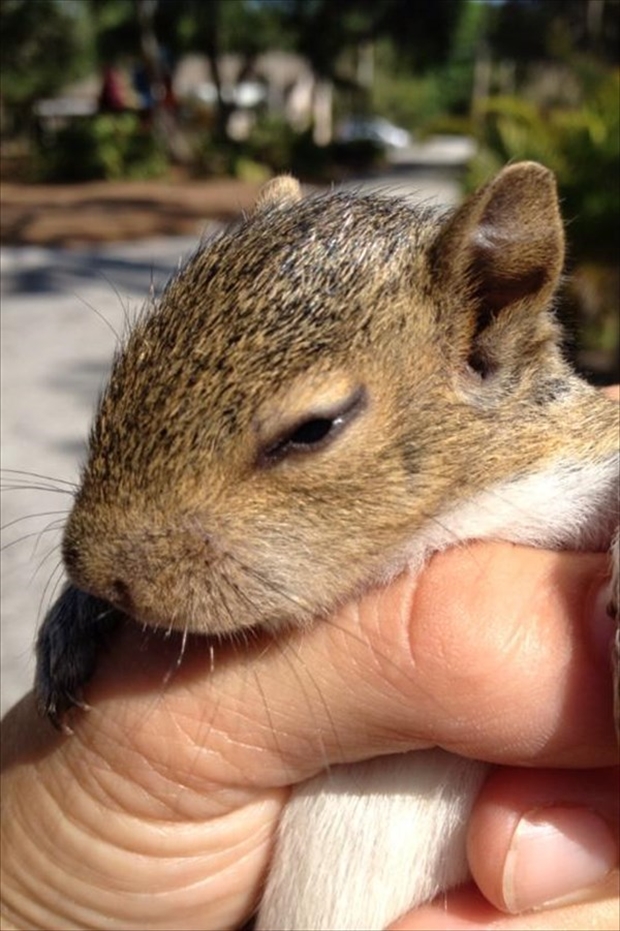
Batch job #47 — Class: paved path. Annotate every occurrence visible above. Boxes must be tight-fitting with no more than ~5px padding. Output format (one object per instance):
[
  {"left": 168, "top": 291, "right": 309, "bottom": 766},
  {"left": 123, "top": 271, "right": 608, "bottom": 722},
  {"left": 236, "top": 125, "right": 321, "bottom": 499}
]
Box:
[
  {"left": 1, "top": 169, "right": 463, "bottom": 714},
  {"left": 1, "top": 236, "right": 202, "bottom": 713}
]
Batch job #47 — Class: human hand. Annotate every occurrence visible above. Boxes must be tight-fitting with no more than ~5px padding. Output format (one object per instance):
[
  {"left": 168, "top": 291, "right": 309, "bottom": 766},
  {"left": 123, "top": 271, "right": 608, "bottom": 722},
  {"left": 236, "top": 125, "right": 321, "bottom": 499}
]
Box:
[{"left": 2, "top": 530, "right": 617, "bottom": 930}]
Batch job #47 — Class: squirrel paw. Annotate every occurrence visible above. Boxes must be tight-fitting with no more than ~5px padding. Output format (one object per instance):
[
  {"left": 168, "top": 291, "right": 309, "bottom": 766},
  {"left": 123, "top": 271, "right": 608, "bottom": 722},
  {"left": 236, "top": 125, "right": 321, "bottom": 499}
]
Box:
[{"left": 35, "top": 584, "right": 121, "bottom": 730}]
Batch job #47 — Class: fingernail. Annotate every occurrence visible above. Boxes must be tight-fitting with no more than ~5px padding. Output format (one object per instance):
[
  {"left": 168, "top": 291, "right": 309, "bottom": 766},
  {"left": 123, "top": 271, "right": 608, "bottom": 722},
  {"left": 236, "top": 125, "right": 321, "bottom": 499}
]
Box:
[{"left": 502, "top": 806, "right": 617, "bottom": 913}]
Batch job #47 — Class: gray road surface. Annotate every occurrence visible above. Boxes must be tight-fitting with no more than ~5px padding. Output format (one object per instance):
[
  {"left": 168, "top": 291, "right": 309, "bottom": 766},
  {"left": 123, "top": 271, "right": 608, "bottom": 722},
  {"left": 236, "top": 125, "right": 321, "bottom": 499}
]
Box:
[
  {"left": 1, "top": 236, "right": 203, "bottom": 714},
  {"left": 1, "top": 170, "right": 462, "bottom": 715}
]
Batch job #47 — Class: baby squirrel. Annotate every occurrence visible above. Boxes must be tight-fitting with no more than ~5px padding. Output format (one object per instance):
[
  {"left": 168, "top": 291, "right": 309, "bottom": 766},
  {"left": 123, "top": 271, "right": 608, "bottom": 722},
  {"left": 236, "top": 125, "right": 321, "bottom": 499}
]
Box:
[{"left": 36, "top": 162, "right": 619, "bottom": 930}]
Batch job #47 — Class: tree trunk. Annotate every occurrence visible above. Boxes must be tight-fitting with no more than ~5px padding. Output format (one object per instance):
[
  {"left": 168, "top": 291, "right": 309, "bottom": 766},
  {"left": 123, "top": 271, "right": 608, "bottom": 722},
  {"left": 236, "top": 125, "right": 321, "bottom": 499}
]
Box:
[{"left": 134, "top": 0, "right": 189, "bottom": 163}]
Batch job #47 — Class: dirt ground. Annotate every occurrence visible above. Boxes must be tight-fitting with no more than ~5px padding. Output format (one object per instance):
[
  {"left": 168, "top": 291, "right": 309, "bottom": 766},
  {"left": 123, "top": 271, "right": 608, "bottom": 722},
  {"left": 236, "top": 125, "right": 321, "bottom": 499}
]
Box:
[{"left": 0, "top": 176, "right": 267, "bottom": 247}]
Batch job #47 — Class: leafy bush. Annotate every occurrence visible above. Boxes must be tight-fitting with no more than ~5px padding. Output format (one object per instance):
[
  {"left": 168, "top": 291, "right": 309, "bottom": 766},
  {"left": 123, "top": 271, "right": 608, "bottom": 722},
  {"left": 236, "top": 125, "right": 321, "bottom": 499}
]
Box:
[
  {"left": 37, "top": 113, "right": 168, "bottom": 182},
  {"left": 237, "top": 117, "right": 384, "bottom": 180},
  {"left": 191, "top": 117, "right": 384, "bottom": 183},
  {"left": 191, "top": 118, "right": 299, "bottom": 179},
  {"left": 467, "top": 69, "right": 619, "bottom": 381},
  {"left": 245, "top": 116, "right": 299, "bottom": 174},
  {"left": 467, "top": 70, "right": 620, "bottom": 262}
]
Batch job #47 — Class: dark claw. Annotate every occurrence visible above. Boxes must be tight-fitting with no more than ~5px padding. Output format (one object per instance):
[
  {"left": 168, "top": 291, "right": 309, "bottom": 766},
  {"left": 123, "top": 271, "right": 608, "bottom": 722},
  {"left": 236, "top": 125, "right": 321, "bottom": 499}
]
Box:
[{"left": 35, "top": 584, "right": 122, "bottom": 728}]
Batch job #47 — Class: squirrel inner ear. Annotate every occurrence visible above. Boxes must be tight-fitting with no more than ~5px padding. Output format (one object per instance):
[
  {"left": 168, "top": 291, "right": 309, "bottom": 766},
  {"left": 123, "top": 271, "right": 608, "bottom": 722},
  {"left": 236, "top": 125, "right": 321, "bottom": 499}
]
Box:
[
  {"left": 254, "top": 175, "right": 302, "bottom": 212},
  {"left": 433, "top": 162, "right": 565, "bottom": 323}
]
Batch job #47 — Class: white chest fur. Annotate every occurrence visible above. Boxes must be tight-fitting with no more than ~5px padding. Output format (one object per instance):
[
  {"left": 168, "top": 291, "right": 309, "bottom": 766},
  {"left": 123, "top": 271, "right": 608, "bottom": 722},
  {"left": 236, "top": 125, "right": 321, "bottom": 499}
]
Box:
[{"left": 419, "top": 454, "right": 619, "bottom": 558}]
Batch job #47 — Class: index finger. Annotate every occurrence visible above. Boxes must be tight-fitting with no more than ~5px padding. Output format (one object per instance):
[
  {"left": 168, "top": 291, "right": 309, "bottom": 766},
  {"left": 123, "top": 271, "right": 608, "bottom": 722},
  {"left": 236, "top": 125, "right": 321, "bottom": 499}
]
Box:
[{"left": 59, "top": 541, "right": 616, "bottom": 788}]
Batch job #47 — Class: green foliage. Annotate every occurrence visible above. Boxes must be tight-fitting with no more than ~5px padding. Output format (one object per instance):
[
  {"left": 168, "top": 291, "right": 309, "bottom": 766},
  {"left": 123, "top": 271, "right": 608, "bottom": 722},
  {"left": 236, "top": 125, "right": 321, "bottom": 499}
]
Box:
[
  {"left": 467, "top": 65, "right": 620, "bottom": 376},
  {"left": 88, "top": 0, "right": 140, "bottom": 65},
  {"left": 190, "top": 135, "right": 245, "bottom": 178},
  {"left": 370, "top": 43, "right": 444, "bottom": 130},
  {"left": 0, "top": 0, "right": 92, "bottom": 119},
  {"left": 273, "top": 0, "right": 465, "bottom": 80},
  {"left": 156, "top": 0, "right": 293, "bottom": 59},
  {"left": 434, "top": 0, "right": 488, "bottom": 115},
  {"left": 37, "top": 114, "right": 168, "bottom": 181},
  {"left": 488, "top": 0, "right": 620, "bottom": 68},
  {"left": 467, "top": 69, "right": 620, "bottom": 261},
  {"left": 369, "top": 1, "right": 489, "bottom": 131},
  {"left": 243, "top": 116, "right": 299, "bottom": 174},
  {"left": 191, "top": 115, "right": 383, "bottom": 183}
]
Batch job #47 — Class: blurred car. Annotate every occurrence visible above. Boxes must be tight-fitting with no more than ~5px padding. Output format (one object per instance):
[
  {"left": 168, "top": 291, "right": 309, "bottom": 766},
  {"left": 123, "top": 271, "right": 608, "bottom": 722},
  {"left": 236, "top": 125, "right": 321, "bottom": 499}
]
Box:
[{"left": 336, "top": 116, "right": 412, "bottom": 149}]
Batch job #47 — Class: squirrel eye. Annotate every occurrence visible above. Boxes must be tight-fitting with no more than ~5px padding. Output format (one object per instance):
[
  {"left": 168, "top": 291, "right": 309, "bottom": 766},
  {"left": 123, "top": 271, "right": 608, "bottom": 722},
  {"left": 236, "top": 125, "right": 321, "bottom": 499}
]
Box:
[
  {"left": 258, "top": 386, "right": 367, "bottom": 467},
  {"left": 286, "top": 416, "right": 336, "bottom": 447}
]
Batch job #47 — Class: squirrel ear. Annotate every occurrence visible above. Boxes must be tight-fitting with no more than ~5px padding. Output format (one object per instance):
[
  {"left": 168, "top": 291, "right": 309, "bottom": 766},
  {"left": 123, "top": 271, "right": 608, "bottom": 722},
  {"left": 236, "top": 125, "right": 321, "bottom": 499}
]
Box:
[
  {"left": 254, "top": 175, "right": 302, "bottom": 212},
  {"left": 432, "top": 162, "right": 564, "bottom": 317}
]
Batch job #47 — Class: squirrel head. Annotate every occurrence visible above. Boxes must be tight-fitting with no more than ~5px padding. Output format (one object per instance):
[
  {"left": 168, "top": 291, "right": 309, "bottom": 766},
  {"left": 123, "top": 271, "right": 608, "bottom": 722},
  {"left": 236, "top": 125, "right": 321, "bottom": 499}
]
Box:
[{"left": 63, "top": 163, "right": 600, "bottom": 635}]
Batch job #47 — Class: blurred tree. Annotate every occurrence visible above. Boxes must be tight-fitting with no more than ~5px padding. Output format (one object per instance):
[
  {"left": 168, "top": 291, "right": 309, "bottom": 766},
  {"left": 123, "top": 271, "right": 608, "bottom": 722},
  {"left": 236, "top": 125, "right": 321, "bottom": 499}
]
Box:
[
  {"left": 83, "top": 0, "right": 187, "bottom": 160},
  {"left": 373, "top": 0, "right": 467, "bottom": 71},
  {"left": 154, "top": 0, "right": 292, "bottom": 141},
  {"left": 488, "top": 0, "right": 620, "bottom": 70},
  {"left": 261, "top": 0, "right": 466, "bottom": 140},
  {"left": 0, "top": 0, "right": 92, "bottom": 134},
  {"left": 274, "top": 0, "right": 464, "bottom": 79},
  {"left": 88, "top": 0, "right": 139, "bottom": 64},
  {"left": 134, "top": 0, "right": 190, "bottom": 161},
  {"left": 435, "top": 0, "right": 490, "bottom": 117}
]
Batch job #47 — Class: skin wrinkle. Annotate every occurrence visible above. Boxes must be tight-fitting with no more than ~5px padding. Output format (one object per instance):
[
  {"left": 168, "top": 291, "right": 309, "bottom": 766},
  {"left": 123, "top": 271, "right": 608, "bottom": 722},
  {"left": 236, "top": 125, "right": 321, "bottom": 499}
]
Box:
[
  {"left": 298, "top": 622, "right": 401, "bottom": 761},
  {"left": 9, "top": 790, "right": 117, "bottom": 930},
  {"left": 128, "top": 662, "right": 262, "bottom": 787},
  {"left": 251, "top": 635, "right": 342, "bottom": 771},
  {"left": 170, "top": 701, "right": 250, "bottom": 778},
  {"left": 85, "top": 720, "right": 227, "bottom": 818},
  {"left": 81, "top": 727, "right": 196, "bottom": 821},
  {"left": 242, "top": 677, "right": 306, "bottom": 771},
  {"left": 259, "top": 642, "right": 342, "bottom": 781},
  {"left": 7, "top": 785, "right": 62, "bottom": 902},
  {"left": 9, "top": 750, "right": 277, "bottom": 928}
]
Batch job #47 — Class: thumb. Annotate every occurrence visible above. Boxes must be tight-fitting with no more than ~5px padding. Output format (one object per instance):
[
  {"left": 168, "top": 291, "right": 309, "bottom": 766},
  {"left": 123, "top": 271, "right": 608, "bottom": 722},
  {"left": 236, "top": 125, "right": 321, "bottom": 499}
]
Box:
[{"left": 467, "top": 766, "right": 618, "bottom": 914}]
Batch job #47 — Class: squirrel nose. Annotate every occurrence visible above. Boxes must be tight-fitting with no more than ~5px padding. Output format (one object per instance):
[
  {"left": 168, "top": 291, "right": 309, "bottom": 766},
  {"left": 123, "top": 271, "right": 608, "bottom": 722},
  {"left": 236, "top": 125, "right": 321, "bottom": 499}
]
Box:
[
  {"left": 62, "top": 535, "right": 136, "bottom": 612},
  {"left": 109, "top": 578, "right": 135, "bottom": 614},
  {"left": 62, "top": 509, "right": 216, "bottom": 626}
]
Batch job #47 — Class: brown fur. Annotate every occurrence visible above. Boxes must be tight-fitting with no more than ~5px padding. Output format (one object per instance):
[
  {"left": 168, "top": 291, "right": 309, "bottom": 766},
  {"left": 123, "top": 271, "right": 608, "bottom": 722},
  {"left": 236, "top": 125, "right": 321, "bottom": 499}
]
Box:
[{"left": 52, "top": 162, "right": 616, "bottom": 644}]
